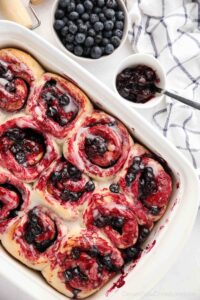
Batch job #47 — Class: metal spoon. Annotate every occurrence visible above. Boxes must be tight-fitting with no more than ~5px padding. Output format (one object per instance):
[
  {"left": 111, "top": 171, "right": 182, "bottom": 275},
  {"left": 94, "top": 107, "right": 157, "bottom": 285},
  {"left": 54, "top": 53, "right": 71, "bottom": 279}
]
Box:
[{"left": 154, "top": 86, "right": 200, "bottom": 110}]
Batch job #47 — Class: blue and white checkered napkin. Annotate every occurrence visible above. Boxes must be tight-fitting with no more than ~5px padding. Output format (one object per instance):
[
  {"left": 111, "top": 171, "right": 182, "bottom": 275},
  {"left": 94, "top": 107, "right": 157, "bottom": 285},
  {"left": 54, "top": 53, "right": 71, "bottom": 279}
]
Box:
[{"left": 126, "top": 0, "right": 200, "bottom": 172}]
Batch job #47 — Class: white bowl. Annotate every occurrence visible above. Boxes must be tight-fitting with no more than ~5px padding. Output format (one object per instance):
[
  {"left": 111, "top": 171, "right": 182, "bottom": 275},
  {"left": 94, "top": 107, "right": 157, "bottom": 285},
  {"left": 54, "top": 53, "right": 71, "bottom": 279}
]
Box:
[
  {"left": 113, "top": 53, "right": 166, "bottom": 109},
  {"left": 51, "top": 0, "right": 129, "bottom": 62}
]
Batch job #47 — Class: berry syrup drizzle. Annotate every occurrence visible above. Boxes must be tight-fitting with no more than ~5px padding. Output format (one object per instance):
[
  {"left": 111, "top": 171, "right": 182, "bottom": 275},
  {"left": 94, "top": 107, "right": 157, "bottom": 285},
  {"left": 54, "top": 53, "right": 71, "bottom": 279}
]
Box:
[{"left": 0, "top": 55, "right": 33, "bottom": 112}]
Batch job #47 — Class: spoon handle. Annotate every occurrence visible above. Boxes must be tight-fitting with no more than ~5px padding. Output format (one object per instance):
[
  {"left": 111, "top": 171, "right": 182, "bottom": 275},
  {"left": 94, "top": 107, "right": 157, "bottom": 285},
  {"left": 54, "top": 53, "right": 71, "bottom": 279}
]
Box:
[{"left": 155, "top": 86, "right": 200, "bottom": 110}]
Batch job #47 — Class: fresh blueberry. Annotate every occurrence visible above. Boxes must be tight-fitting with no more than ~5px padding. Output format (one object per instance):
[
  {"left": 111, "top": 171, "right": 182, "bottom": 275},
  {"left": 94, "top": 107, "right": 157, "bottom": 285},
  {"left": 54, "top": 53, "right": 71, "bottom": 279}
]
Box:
[
  {"left": 109, "top": 183, "right": 120, "bottom": 193},
  {"left": 76, "top": 3, "right": 85, "bottom": 14},
  {"left": 54, "top": 20, "right": 65, "bottom": 31},
  {"left": 115, "top": 21, "right": 124, "bottom": 30},
  {"left": 90, "top": 14, "right": 99, "bottom": 24},
  {"left": 84, "top": 0, "right": 93, "bottom": 11},
  {"left": 88, "top": 28, "right": 96, "bottom": 37},
  {"left": 69, "top": 11, "right": 79, "bottom": 21},
  {"left": 78, "top": 23, "right": 87, "bottom": 33},
  {"left": 62, "top": 17, "right": 68, "bottom": 24},
  {"left": 94, "top": 7, "right": 102, "bottom": 14},
  {"left": 59, "top": 0, "right": 70, "bottom": 8},
  {"left": 104, "top": 43, "right": 114, "bottom": 54},
  {"left": 111, "top": 36, "right": 121, "bottom": 48},
  {"left": 107, "top": 0, "right": 117, "bottom": 8},
  {"left": 66, "top": 33, "right": 74, "bottom": 42},
  {"left": 75, "top": 33, "right": 86, "bottom": 44},
  {"left": 97, "top": 0, "right": 105, "bottom": 7},
  {"left": 81, "top": 13, "right": 90, "bottom": 21},
  {"left": 102, "top": 38, "right": 109, "bottom": 46},
  {"left": 74, "top": 45, "right": 84, "bottom": 56},
  {"left": 67, "top": 2, "right": 75, "bottom": 12},
  {"left": 116, "top": 11, "right": 124, "bottom": 21},
  {"left": 94, "top": 21, "right": 104, "bottom": 32},
  {"left": 113, "top": 29, "right": 123, "bottom": 38},
  {"left": 61, "top": 26, "right": 69, "bottom": 36},
  {"left": 95, "top": 34, "right": 102, "bottom": 44},
  {"left": 65, "top": 43, "right": 74, "bottom": 52},
  {"left": 85, "top": 181, "right": 95, "bottom": 192},
  {"left": 84, "top": 36, "right": 94, "bottom": 47},
  {"left": 105, "top": 8, "right": 115, "bottom": 19},
  {"left": 69, "top": 23, "right": 78, "bottom": 34},
  {"left": 103, "top": 30, "right": 112, "bottom": 38},
  {"left": 83, "top": 47, "right": 91, "bottom": 57},
  {"left": 76, "top": 19, "right": 83, "bottom": 26},
  {"left": 99, "top": 12, "right": 106, "bottom": 22},
  {"left": 104, "top": 20, "right": 114, "bottom": 31},
  {"left": 55, "top": 9, "right": 65, "bottom": 19}
]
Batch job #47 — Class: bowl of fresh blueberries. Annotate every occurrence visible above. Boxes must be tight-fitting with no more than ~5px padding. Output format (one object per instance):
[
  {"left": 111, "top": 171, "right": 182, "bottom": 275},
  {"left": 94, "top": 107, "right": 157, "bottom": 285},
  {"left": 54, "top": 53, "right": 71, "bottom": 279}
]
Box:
[{"left": 52, "top": 0, "right": 129, "bottom": 60}]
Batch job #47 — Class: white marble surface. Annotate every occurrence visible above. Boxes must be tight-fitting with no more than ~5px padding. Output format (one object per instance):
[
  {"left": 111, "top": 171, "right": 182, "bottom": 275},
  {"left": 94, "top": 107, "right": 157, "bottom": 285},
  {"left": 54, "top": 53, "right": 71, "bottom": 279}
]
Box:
[{"left": 0, "top": 0, "right": 200, "bottom": 299}]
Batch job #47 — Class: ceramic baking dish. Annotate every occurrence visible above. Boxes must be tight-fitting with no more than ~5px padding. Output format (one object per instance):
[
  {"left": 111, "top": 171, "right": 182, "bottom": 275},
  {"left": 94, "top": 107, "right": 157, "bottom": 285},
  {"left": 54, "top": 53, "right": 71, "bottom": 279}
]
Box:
[{"left": 0, "top": 21, "right": 199, "bottom": 300}]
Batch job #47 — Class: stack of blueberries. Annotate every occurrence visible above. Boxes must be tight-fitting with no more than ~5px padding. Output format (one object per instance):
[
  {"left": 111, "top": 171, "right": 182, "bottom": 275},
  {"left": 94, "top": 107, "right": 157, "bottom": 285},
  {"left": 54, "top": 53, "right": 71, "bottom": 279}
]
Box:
[{"left": 54, "top": 0, "right": 125, "bottom": 59}]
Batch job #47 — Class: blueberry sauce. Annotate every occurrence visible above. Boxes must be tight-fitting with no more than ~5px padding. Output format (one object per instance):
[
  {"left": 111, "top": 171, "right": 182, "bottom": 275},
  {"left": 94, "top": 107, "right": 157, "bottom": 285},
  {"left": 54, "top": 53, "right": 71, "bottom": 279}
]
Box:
[
  {"left": 116, "top": 65, "right": 159, "bottom": 103},
  {"left": 0, "top": 183, "right": 23, "bottom": 219}
]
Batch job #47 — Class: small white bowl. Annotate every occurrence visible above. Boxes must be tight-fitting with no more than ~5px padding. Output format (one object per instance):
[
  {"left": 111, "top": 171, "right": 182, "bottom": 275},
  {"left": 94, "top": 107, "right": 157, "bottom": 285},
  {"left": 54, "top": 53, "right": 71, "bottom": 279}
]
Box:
[
  {"left": 113, "top": 53, "right": 166, "bottom": 109},
  {"left": 51, "top": 0, "right": 129, "bottom": 62}
]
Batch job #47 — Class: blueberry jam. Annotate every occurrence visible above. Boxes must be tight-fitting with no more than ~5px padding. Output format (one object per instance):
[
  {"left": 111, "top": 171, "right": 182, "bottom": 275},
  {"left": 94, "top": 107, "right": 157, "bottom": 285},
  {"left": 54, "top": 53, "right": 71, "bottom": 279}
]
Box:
[
  {"left": 24, "top": 210, "right": 58, "bottom": 253},
  {"left": 0, "top": 183, "right": 23, "bottom": 220},
  {"left": 41, "top": 79, "right": 78, "bottom": 127},
  {"left": 94, "top": 214, "right": 125, "bottom": 234},
  {"left": 48, "top": 159, "right": 95, "bottom": 203},
  {"left": 116, "top": 65, "right": 159, "bottom": 103},
  {"left": 54, "top": 0, "right": 125, "bottom": 59},
  {"left": 3, "top": 127, "right": 46, "bottom": 166}
]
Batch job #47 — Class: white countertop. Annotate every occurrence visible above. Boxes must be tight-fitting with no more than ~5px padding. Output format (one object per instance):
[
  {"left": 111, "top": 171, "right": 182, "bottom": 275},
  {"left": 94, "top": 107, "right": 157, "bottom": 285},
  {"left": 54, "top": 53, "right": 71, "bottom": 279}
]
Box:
[{"left": 0, "top": 1, "right": 200, "bottom": 299}]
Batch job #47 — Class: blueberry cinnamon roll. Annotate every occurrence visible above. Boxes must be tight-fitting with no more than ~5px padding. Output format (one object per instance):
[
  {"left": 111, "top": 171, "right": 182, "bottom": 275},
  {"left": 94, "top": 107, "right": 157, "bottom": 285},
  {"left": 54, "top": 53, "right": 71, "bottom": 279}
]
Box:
[
  {"left": 27, "top": 73, "right": 93, "bottom": 139},
  {"left": 63, "top": 111, "right": 132, "bottom": 181},
  {"left": 42, "top": 230, "right": 124, "bottom": 298},
  {"left": 35, "top": 157, "right": 96, "bottom": 220},
  {"left": 83, "top": 189, "right": 139, "bottom": 249},
  {"left": 118, "top": 144, "right": 172, "bottom": 222},
  {"left": 0, "top": 116, "right": 60, "bottom": 182},
  {"left": 0, "top": 48, "right": 44, "bottom": 113},
  {"left": 1, "top": 206, "right": 66, "bottom": 271},
  {"left": 0, "top": 170, "right": 30, "bottom": 238}
]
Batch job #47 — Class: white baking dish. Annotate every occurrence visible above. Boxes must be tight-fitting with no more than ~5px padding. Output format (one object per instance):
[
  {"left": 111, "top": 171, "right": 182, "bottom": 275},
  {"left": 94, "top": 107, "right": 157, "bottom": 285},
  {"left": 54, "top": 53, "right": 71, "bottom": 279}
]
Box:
[{"left": 0, "top": 21, "right": 199, "bottom": 300}]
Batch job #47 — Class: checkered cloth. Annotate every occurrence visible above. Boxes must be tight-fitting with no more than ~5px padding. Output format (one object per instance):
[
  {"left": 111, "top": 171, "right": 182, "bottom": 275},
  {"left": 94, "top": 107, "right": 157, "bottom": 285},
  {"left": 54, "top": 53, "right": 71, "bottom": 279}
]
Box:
[{"left": 126, "top": 0, "right": 200, "bottom": 173}]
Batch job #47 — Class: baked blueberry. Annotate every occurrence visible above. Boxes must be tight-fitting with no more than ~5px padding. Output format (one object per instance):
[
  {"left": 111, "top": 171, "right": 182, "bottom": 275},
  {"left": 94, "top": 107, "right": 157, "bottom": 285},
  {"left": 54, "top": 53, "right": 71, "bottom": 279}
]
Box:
[
  {"left": 109, "top": 183, "right": 120, "bottom": 193},
  {"left": 5, "top": 82, "right": 16, "bottom": 93},
  {"left": 46, "top": 106, "right": 58, "bottom": 118},
  {"left": 71, "top": 247, "right": 81, "bottom": 259},
  {"left": 51, "top": 171, "right": 62, "bottom": 183},
  {"left": 59, "top": 94, "right": 70, "bottom": 106},
  {"left": 124, "top": 246, "right": 141, "bottom": 262},
  {"left": 64, "top": 269, "right": 74, "bottom": 281},
  {"left": 15, "top": 151, "right": 26, "bottom": 164},
  {"left": 85, "top": 181, "right": 95, "bottom": 192}
]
